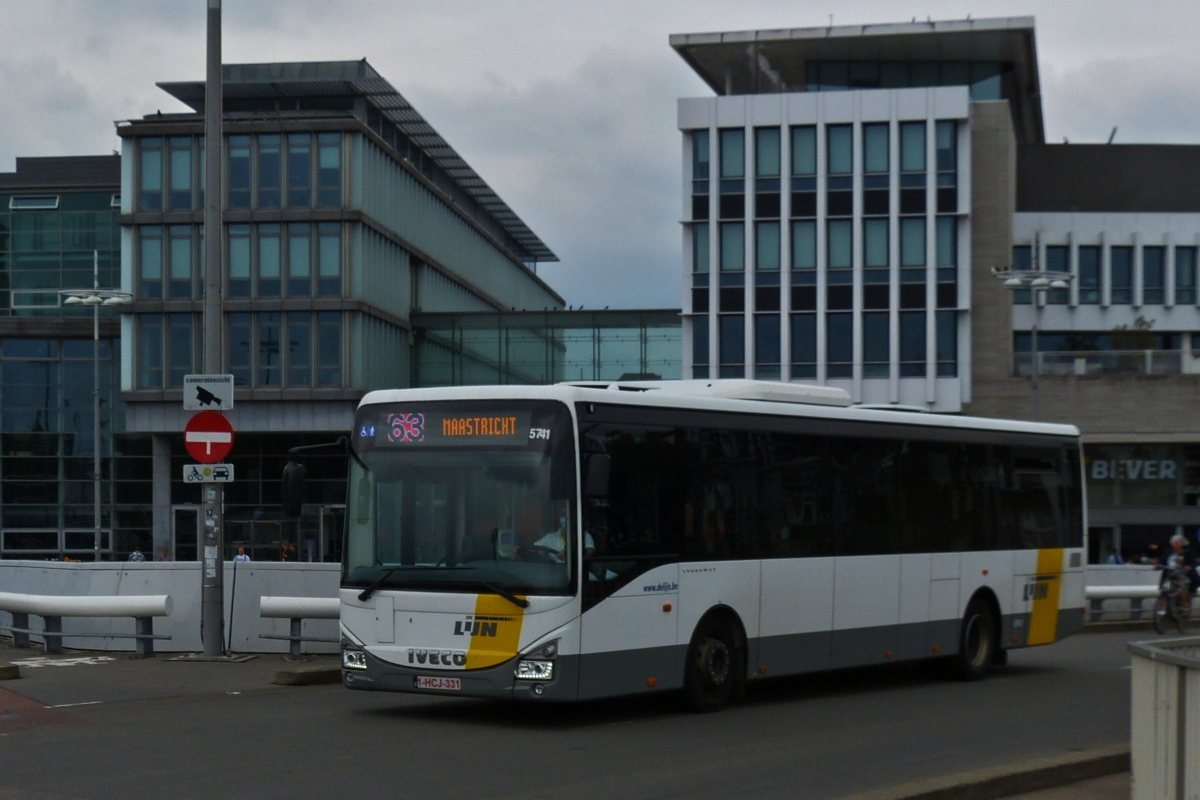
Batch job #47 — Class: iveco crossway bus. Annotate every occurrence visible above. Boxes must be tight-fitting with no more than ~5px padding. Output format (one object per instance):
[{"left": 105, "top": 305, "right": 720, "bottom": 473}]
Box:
[{"left": 317, "top": 380, "right": 1084, "bottom": 711}]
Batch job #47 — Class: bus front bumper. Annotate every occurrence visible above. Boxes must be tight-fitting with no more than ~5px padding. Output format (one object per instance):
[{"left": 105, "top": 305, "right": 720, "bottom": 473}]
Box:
[{"left": 342, "top": 647, "right": 579, "bottom": 702}]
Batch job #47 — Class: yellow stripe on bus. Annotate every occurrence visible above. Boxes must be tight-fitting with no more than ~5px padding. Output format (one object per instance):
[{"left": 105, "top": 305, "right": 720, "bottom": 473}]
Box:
[
  {"left": 464, "top": 594, "right": 526, "bottom": 669},
  {"left": 1027, "top": 548, "right": 1064, "bottom": 646}
]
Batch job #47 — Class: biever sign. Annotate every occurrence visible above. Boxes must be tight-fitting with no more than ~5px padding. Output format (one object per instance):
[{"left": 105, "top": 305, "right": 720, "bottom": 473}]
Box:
[{"left": 1089, "top": 459, "right": 1177, "bottom": 481}]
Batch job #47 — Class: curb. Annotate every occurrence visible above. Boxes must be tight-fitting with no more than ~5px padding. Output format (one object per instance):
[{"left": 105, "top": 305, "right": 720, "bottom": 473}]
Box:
[
  {"left": 1082, "top": 621, "right": 1155, "bottom": 634},
  {"left": 0, "top": 662, "right": 20, "bottom": 680},
  {"left": 273, "top": 665, "right": 341, "bottom": 686},
  {"left": 833, "top": 744, "right": 1129, "bottom": 800}
]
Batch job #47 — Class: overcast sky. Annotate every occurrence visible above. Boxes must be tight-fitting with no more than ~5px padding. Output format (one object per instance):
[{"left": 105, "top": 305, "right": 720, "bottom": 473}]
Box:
[{"left": 3, "top": 1, "right": 1199, "bottom": 308}]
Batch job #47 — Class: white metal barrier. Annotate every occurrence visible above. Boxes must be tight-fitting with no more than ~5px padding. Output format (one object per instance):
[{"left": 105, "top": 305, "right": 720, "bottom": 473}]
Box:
[
  {"left": 1086, "top": 584, "right": 1176, "bottom": 623},
  {"left": 259, "top": 596, "right": 340, "bottom": 656},
  {"left": 0, "top": 591, "right": 172, "bottom": 657},
  {"left": 1129, "top": 637, "right": 1200, "bottom": 800}
]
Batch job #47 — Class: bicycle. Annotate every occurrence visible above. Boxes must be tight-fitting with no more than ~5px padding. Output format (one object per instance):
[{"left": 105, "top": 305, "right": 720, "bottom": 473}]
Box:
[{"left": 1153, "top": 566, "right": 1192, "bottom": 635}]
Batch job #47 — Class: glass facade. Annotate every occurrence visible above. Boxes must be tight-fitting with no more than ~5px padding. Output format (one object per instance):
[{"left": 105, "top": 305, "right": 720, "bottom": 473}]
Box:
[{"left": 413, "top": 310, "right": 681, "bottom": 386}]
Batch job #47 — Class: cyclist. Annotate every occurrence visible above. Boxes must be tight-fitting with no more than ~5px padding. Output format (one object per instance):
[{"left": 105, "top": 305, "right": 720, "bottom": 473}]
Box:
[{"left": 1158, "top": 533, "right": 1199, "bottom": 615}]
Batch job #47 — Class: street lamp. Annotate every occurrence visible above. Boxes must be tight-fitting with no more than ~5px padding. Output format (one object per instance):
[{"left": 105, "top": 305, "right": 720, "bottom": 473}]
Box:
[
  {"left": 991, "top": 266, "right": 1073, "bottom": 421},
  {"left": 59, "top": 251, "right": 132, "bottom": 561}
]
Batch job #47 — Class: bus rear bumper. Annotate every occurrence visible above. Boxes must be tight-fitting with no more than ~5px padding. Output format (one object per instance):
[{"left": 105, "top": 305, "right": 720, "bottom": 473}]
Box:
[{"left": 342, "top": 647, "right": 579, "bottom": 702}]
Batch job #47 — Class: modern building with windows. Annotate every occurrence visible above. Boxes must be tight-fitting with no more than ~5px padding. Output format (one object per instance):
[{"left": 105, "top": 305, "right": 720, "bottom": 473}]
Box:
[
  {"left": 672, "top": 17, "right": 1200, "bottom": 561},
  {"left": 0, "top": 155, "right": 154, "bottom": 561},
  {"left": 116, "top": 60, "right": 563, "bottom": 563}
]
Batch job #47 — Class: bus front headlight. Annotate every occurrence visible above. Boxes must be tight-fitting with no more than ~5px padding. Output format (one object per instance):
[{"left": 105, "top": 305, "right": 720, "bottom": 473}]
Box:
[
  {"left": 342, "top": 649, "right": 367, "bottom": 670},
  {"left": 515, "top": 660, "right": 554, "bottom": 680}
]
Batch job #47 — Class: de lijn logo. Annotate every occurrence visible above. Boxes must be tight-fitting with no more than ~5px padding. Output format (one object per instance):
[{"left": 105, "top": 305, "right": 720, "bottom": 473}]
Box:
[
  {"left": 1023, "top": 576, "right": 1053, "bottom": 601},
  {"left": 453, "top": 614, "right": 513, "bottom": 638}
]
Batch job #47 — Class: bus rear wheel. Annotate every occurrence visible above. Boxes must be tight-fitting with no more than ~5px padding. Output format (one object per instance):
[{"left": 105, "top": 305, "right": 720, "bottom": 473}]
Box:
[
  {"left": 684, "top": 617, "right": 737, "bottom": 712},
  {"left": 952, "top": 599, "right": 997, "bottom": 681}
]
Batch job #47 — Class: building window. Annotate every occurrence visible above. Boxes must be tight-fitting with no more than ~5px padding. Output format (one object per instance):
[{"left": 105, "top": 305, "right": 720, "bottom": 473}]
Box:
[
  {"left": 139, "top": 226, "right": 163, "bottom": 299},
  {"left": 1111, "top": 246, "right": 1133, "bottom": 304},
  {"left": 900, "top": 122, "right": 926, "bottom": 173},
  {"left": 1046, "top": 245, "right": 1069, "bottom": 305},
  {"left": 286, "top": 312, "right": 312, "bottom": 386},
  {"left": 826, "top": 312, "right": 852, "bottom": 378},
  {"left": 317, "top": 223, "right": 342, "bottom": 296},
  {"left": 228, "top": 224, "right": 251, "bottom": 297},
  {"left": 138, "top": 316, "right": 163, "bottom": 388},
  {"left": 756, "top": 221, "right": 780, "bottom": 271},
  {"left": 936, "top": 310, "right": 957, "bottom": 377},
  {"left": 864, "top": 218, "right": 888, "bottom": 270},
  {"left": 1143, "top": 246, "right": 1165, "bottom": 305},
  {"left": 720, "top": 223, "right": 745, "bottom": 272},
  {"left": 900, "top": 217, "right": 926, "bottom": 267},
  {"left": 317, "top": 133, "right": 342, "bottom": 207},
  {"left": 720, "top": 129, "right": 745, "bottom": 180},
  {"left": 168, "top": 225, "right": 193, "bottom": 299},
  {"left": 317, "top": 312, "right": 342, "bottom": 386},
  {"left": 288, "top": 224, "right": 312, "bottom": 296},
  {"left": 257, "top": 224, "right": 281, "bottom": 297},
  {"left": 900, "top": 311, "right": 926, "bottom": 377},
  {"left": 719, "top": 313, "right": 744, "bottom": 378},
  {"left": 228, "top": 313, "right": 252, "bottom": 386},
  {"left": 692, "top": 317, "right": 709, "bottom": 379},
  {"left": 935, "top": 121, "right": 957, "bottom": 213},
  {"left": 755, "top": 127, "right": 780, "bottom": 179},
  {"left": 228, "top": 135, "right": 252, "bottom": 209},
  {"left": 755, "top": 313, "right": 780, "bottom": 379},
  {"left": 935, "top": 217, "right": 956, "bottom": 308},
  {"left": 168, "top": 313, "right": 193, "bottom": 387},
  {"left": 792, "top": 220, "right": 816, "bottom": 272},
  {"left": 826, "top": 125, "right": 852, "bottom": 175},
  {"left": 792, "top": 126, "right": 816, "bottom": 176},
  {"left": 287, "top": 134, "right": 312, "bottom": 207},
  {"left": 863, "top": 123, "right": 888, "bottom": 174},
  {"left": 863, "top": 311, "right": 888, "bottom": 377},
  {"left": 691, "top": 130, "right": 710, "bottom": 220},
  {"left": 139, "top": 138, "right": 163, "bottom": 211},
  {"left": 1012, "top": 245, "right": 1033, "bottom": 304},
  {"left": 828, "top": 219, "right": 852, "bottom": 269},
  {"left": 1176, "top": 247, "right": 1196, "bottom": 304},
  {"left": 791, "top": 312, "right": 816, "bottom": 378},
  {"left": 168, "top": 137, "right": 192, "bottom": 210},
  {"left": 257, "top": 135, "right": 282, "bottom": 208},
  {"left": 258, "top": 312, "right": 282, "bottom": 386},
  {"left": 1075, "top": 246, "right": 1099, "bottom": 304}
]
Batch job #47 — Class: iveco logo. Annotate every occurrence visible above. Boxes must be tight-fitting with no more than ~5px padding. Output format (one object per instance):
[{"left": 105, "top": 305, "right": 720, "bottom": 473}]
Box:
[
  {"left": 407, "top": 649, "right": 467, "bottom": 666},
  {"left": 453, "top": 615, "right": 512, "bottom": 637}
]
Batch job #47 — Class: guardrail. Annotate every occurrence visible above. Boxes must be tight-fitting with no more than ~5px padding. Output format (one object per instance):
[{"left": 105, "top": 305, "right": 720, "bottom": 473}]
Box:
[
  {"left": 259, "top": 596, "right": 340, "bottom": 657},
  {"left": 0, "top": 592, "right": 172, "bottom": 658},
  {"left": 1015, "top": 349, "right": 1186, "bottom": 378},
  {"left": 1086, "top": 585, "right": 1164, "bottom": 623},
  {"left": 1129, "top": 637, "right": 1200, "bottom": 799}
]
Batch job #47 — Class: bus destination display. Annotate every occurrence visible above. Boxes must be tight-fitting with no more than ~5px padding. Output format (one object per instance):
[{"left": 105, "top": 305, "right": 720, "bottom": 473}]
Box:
[{"left": 374, "top": 410, "right": 533, "bottom": 447}]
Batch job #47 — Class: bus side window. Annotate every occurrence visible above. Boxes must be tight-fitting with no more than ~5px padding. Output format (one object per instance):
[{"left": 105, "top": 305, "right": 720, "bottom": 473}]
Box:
[
  {"left": 829, "top": 437, "right": 901, "bottom": 556},
  {"left": 772, "top": 432, "right": 831, "bottom": 558},
  {"left": 1009, "top": 447, "right": 1064, "bottom": 549}
]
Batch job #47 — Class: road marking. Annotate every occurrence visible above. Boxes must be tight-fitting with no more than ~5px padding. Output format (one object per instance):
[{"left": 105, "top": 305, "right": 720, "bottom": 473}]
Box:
[
  {"left": 47, "top": 701, "right": 102, "bottom": 709},
  {"left": 11, "top": 656, "right": 116, "bottom": 669}
]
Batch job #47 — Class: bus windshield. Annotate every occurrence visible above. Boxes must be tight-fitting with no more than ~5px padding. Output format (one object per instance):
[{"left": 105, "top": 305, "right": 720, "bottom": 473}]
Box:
[{"left": 342, "top": 400, "right": 576, "bottom": 595}]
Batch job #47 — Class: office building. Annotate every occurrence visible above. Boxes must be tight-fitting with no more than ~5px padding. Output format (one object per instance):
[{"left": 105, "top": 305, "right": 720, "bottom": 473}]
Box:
[
  {"left": 116, "top": 59, "right": 562, "bottom": 562},
  {"left": 0, "top": 156, "right": 153, "bottom": 560},
  {"left": 673, "top": 17, "right": 1200, "bottom": 560}
]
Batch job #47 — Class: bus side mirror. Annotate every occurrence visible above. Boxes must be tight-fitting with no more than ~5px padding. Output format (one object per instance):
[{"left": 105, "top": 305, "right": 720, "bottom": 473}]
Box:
[
  {"left": 281, "top": 460, "right": 307, "bottom": 518},
  {"left": 583, "top": 453, "right": 611, "bottom": 498}
]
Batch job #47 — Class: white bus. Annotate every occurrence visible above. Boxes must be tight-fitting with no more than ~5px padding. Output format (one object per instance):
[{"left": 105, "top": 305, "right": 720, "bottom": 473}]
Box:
[{"left": 328, "top": 380, "right": 1085, "bottom": 711}]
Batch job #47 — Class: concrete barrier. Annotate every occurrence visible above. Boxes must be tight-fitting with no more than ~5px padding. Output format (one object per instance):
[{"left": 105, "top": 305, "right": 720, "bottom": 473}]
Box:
[
  {"left": 0, "top": 561, "right": 339, "bottom": 654},
  {"left": 1129, "top": 637, "right": 1200, "bottom": 800}
]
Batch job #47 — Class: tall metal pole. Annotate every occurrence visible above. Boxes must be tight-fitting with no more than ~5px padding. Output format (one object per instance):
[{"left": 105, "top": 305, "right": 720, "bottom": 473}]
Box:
[
  {"left": 201, "top": 0, "right": 226, "bottom": 657},
  {"left": 93, "top": 250, "right": 101, "bottom": 561}
]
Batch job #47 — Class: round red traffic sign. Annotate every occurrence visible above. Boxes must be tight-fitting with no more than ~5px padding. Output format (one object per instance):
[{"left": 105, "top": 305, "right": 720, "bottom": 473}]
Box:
[{"left": 184, "top": 411, "right": 234, "bottom": 464}]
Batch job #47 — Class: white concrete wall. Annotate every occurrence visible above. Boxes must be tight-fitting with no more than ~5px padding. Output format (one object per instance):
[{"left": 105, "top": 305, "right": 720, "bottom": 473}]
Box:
[{"left": 0, "top": 561, "right": 340, "bottom": 654}]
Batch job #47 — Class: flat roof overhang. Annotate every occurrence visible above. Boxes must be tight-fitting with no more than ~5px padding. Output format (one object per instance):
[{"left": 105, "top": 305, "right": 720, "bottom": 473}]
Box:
[{"left": 671, "top": 16, "right": 1043, "bottom": 144}]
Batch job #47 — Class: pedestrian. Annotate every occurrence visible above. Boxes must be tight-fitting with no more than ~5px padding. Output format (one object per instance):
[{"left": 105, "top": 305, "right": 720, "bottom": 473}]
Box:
[
  {"left": 233, "top": 546, "right": 251, "bottom": 562},
  {"left": 1105, "top": 549, "right": 1124, "bottom": 565}
]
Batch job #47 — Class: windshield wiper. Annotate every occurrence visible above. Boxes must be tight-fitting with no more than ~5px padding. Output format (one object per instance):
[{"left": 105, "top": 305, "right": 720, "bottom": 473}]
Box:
[
  {"left": 357, "top": 565, "right": 471, "bottom": 601},
  {"left": 464, "top": 580, "right": 530, "bottom": 610}
]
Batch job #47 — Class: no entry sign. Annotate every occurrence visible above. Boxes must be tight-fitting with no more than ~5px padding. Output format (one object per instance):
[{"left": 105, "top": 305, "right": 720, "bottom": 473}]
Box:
[{"left": 184, "top": 411, "right": 234, "bottom": 464}]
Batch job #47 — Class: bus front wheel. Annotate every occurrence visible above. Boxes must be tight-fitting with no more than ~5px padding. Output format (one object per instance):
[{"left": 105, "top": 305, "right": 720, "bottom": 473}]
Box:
[
  {"left": 683, "top": 617, "right": 738, "bottom": 712},
  {"left": 952, "top": 599, "right": 997, "bottom": 681}
]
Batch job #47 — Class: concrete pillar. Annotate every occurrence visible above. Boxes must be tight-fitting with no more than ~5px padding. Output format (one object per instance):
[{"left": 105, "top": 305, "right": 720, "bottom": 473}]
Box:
[{"left": 152, "top": 434, "right": 172, "bottom": 560}]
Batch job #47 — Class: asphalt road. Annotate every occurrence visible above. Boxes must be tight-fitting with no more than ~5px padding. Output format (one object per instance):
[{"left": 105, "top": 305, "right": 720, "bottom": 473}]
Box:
[{"left": 0, "top": 631, "right": 1140, "bottom": 800}]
